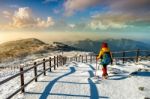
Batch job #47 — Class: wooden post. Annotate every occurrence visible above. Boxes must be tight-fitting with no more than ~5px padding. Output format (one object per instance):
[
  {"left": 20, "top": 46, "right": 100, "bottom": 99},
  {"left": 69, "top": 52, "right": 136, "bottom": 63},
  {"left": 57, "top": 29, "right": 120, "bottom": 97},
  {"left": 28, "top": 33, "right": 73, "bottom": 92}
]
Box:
[
  {"left": 43, "top": 59, "right": 46, "bottom": 76},
  {"left": 62, "top": 57, "right": 63, "bottom": 65},
  {"left": 70, "top": 57, "right": 71, "bottom": 62},
  {"left": 54, "top": 56, "right": 56, "bottom": 70},
  {"left": 90, "top": 55, "right": 92, "bottom": 63},
  {"left": 79, "top": 56, "right": 80, "bottom": 62},
  {"left": 63, "top": 57, "right": 65, "bottom": 65},
  {"left": 76, "top": 56, "right": 77, "bottom": 62},
  {"left": 49, "top": 57, "right": 51, "bottom": 72},
  {"left": 136, "top": 49, "right": 140, "bottom": 62},
  {"left": 34, "top": 62, "right": 37, "bottom": 82},
  {"left": 20, "top": 67, "right": 24, "bottom": 93},
  {"left": 86, "top": 55, "right": 87, "bottom": 63},
  {"left": 62, "top": 57, "right": 65, "bottom": 65},
  {"left": 122, "top": 51, "right": 125, "bottom": 64},
  {"left": 59, "top": 56, "right": 60, "bottom": 66},
  {"left": 57, "top": 56, "right": 59, "bottom": 67},
  {"left": 61, "top": 56, "right": 63, "bottom": 66}
]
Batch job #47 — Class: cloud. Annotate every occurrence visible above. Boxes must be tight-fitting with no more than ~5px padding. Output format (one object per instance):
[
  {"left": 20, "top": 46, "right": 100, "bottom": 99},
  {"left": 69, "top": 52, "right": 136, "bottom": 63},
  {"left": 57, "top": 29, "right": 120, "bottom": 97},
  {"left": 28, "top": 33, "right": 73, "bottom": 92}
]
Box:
[
  {"left": 109, "top": 0, "right": 150, "bottom": 14},
  {"left": 103, "top": 0, "right": 150, "bottom": 20},
  {"left": 64, "top": 0, "right": 101, "bottom": 16},
  {"left": 88, "top": 13, "right": 133, "bottom": 30},
  {"left": 1, "top": 7, "right": 55, "bottom": 29},
  {"left": 36, "top": 17, "right": 55, "bottom": 28},
  {"left": 64, "top": 0, "right": 150, "bottom": 21},
  {"left": 89, "top": 20, "right": 128, "bottom": 30},
  {"left": 2, "top": 11, "right": 12, "bottom": 18},
  {"left": 68, "top": 24, "right": 76, "bottom": 28},
  {"left": 87, "top": 0, "right": 150, "bottom": 30}
]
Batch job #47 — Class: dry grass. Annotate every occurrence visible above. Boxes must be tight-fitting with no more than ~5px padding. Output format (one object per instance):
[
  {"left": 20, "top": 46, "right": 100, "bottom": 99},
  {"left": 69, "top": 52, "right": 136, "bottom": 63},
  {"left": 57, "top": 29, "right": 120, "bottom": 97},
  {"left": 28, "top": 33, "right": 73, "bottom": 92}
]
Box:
[{"left": 0, "top": 38, "right": 49, "bottom": 62}]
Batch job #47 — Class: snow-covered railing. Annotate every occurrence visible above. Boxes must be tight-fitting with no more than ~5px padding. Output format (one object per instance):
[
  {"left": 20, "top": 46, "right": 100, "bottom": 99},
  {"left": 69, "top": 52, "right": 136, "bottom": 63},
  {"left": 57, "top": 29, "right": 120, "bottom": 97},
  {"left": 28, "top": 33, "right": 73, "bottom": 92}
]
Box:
[
  {"left": 111, "top": 49, "right": 150, "bottom": 63},
  {"left": 0, "top": 55, "right": 67, "bottom": 99},
  {"left": 69, "top": 55, "right": 96, "bottom": 63},
  {"left": 69, "top": 49, "right": 150, "bottom": 64}
]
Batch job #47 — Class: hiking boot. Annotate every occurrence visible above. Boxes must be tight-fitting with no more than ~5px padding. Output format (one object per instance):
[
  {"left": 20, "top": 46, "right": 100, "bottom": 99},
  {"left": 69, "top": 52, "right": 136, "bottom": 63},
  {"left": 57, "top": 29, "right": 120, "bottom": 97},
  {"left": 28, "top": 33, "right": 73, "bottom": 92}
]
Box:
[{"left": 102, "top": 74, "right": 108, "bottom": 79}]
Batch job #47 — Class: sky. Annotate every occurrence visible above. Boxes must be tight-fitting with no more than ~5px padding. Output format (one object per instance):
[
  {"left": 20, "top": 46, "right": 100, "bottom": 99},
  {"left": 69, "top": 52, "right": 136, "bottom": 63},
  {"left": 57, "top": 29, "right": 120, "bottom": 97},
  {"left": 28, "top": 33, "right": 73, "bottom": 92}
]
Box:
[{"left": 0, "top": 0, "right": 150, "bottom": 43}]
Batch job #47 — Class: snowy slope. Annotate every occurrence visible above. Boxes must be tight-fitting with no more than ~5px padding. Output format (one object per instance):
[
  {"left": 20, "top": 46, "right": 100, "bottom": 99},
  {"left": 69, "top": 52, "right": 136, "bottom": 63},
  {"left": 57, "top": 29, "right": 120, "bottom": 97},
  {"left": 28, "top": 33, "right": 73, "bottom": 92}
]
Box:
[{"left": 1, "top": 60, "right": 149, "bottom": 99}]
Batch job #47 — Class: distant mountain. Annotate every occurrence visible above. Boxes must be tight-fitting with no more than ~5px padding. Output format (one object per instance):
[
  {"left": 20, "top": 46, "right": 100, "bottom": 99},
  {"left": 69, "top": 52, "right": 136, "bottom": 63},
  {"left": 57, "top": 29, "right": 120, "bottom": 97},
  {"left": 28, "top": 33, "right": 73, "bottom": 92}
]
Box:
[
  {"left": 52, "top": 42, "right": 80, "bottom": 51},
  {"left": 1, "top": 38, "right": 149, "bottom": 62},
  {"left": 65, "top": 38, "right": 150, "bottom": 54}
]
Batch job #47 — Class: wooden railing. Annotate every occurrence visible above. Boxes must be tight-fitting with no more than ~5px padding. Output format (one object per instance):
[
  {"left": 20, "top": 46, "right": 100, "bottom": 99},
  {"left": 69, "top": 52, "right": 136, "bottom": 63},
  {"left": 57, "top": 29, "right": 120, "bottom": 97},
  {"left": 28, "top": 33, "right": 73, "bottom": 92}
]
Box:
[
  {"left": 0, "top": 49, "right": 149, "bottom": 98},
  {"left": 0, "top": 55, "right": 67, "bottom": 99},
  {"left": 111, "top": 49, "right": 150, "bottom": 63},
  {"left": 69, "top": 49, "right": 150, "bottom": 64}
]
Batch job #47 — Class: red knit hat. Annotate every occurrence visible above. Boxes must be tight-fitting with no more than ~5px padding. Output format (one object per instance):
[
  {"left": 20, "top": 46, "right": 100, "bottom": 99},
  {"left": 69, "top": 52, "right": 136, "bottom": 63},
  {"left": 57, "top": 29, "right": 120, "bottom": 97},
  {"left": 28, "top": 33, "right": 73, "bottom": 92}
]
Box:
[{"left": 102, "top": 42, "right": 108, "bottom": 48}]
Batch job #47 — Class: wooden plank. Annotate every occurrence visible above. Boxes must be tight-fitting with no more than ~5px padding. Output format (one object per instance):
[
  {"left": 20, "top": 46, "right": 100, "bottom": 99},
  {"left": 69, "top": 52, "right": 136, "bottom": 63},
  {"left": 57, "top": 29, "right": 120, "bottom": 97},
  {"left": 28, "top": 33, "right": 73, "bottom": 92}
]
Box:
[
  {"left": 136, "top": 49, "right": 140, "bottom": 62},
  {"left": 49, "top": 57, "right": 51, "bottom": 72},
  {"left": 20, "top": 67, "right": 24, "bottom": 93},
  {"left": 34, "top": 62, "right": 37, "bottom": 82},
  {"left": 56, "top": 56, "right": 58, "bottom": 67},
  {"left": 90, "top": 55, "right": 91, "bottom": 63},
  {"left": 54, "top": 56, "right": 56, "bottom": 70},
  {"left": 86, "top": 55, "right": 87, "bottom": 63},
  {"left": 122, "top": 51, "right": 125, "bottom": 64},
  {"left": 43, "top": 59, "right": 46, "bottom": 76},
  {"left": 7, "top": 67, "right": 50, "bottom": 99},
  {"left": 0, "top": 64, "right": 36, "bottom": 85}
]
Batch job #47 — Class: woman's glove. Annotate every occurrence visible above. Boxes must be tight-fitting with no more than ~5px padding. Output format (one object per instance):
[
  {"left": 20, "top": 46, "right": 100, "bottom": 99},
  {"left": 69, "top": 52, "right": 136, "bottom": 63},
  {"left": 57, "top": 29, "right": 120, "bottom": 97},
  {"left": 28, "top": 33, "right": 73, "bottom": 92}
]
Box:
[{"left": 96, "top": 57, "right": 99, "bottom": 61}]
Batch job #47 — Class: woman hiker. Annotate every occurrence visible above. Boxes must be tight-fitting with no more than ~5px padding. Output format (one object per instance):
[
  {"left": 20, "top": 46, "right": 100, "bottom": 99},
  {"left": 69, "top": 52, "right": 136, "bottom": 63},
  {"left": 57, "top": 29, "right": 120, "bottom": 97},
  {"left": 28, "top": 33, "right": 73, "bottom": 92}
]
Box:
[{"left": 97, "top": 42, "right": 113, "bottom": 79}]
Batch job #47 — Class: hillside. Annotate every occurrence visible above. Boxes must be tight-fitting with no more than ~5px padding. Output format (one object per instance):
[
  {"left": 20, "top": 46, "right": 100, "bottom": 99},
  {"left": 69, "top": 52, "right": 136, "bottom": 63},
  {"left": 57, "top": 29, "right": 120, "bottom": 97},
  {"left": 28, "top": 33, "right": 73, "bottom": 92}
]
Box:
[
  {"left": 0, "top": 38, "right": 50, "bottom": 62},
  {"left": 0, "top": 38, "right": 80, "bottom": 62},
  {"left": 53, "top": 42, "right": 80, "bottom": 51},
  {"left": 65, "top": 39, "right": 150, "bottom": 53}
]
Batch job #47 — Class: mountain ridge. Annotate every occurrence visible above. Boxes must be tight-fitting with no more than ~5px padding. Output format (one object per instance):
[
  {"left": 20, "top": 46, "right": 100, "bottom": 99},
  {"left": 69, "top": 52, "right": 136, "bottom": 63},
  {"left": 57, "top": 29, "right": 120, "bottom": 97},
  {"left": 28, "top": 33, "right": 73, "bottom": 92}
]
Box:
[
  {"left": 64, "top": 38, "right": 150, "bottom": 53},
  {"left": 0, "top": 38, "right": 79, "bottom": 62}
]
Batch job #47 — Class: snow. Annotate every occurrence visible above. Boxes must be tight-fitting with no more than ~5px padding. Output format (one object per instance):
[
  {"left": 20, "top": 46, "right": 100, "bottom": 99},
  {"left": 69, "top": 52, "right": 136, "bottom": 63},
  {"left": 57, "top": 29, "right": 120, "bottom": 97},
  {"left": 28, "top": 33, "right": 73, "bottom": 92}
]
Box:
[
  {"left": 0, "top": 52, "right": 150, "bottom": 99},
  {"left": 0, "top": 51, "right": 90, "bottom": 81}
]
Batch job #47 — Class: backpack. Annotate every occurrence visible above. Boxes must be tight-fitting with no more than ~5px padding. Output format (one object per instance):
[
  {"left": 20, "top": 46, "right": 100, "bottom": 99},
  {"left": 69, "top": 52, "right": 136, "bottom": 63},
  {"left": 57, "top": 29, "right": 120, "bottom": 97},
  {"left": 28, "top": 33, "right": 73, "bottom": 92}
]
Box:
[{"left": 101, "top": 52, "right": 111, "bottom": 65}]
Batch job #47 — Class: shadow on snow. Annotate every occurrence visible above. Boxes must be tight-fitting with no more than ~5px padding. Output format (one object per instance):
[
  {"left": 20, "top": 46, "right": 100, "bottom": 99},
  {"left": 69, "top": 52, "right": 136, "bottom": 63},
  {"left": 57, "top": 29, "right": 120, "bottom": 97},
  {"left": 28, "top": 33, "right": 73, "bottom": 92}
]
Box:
[
  {"left": 88, "top": 70, "right": 109, "bottom": 99},
  {"left": 25, "top": 64, "right": 109, "bottom": 99},
  {"left": 130, "top": 71, "right": 150, "bottom": 77},
  {"left": 108, "top": 74, "right": 128, "bottom": 80},
  {"left": 39, "top": 67, "right": 76, "bottom": 99}
]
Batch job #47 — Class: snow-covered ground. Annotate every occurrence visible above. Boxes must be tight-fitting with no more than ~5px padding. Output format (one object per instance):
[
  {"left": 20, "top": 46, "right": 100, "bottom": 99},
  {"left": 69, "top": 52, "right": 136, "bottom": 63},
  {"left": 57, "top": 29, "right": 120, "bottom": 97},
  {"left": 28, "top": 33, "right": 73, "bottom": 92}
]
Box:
[
  {"left": 0, "top": 51, "right": 91, "bottom": 81},
  {"left": 0, "top": 52, "right": 150, "bottom": 99},
  {"left": 0, "top": 51, "right": 92, "bottom": 98}
]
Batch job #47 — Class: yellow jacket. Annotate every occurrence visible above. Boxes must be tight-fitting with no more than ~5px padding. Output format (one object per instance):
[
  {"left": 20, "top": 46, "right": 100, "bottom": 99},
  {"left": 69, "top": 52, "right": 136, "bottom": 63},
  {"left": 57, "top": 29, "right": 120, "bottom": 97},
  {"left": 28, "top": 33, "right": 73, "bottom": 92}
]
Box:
[{"left": 97, "top": 47, "right": 112, "bottom": 59}]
